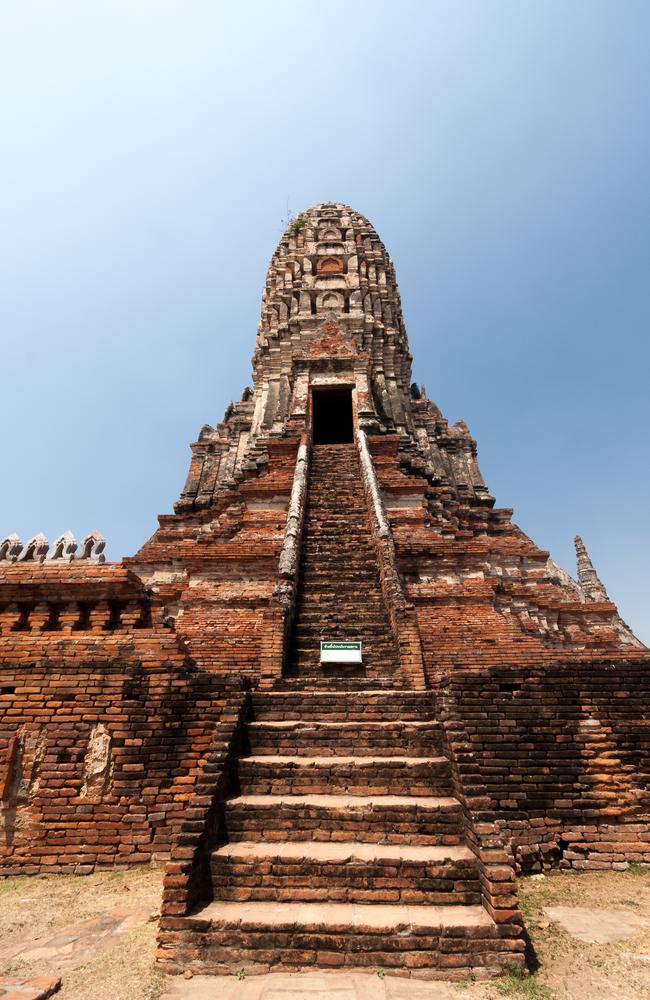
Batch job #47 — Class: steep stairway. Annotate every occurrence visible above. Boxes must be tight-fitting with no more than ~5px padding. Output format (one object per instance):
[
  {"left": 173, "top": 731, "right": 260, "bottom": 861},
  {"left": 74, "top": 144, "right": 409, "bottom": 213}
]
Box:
[
  {"left": 175, "top": 690, "right": 508, "bottom": 978},
  {"left": 284, "top": 443, "right": 402, "bottom": 687},
  {"left": 165, "top": 442, "right": 513, "bottom": 978}
]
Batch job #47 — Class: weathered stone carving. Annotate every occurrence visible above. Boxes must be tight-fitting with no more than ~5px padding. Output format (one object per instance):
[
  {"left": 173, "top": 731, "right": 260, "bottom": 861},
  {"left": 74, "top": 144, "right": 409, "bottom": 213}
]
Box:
[
  {"left": 574, "top": 535, "right": 643, "bottom": 647},
  {"left": 0, "top": 534, "right": 22, "bottom": 562},
  {"left": 0, "top": 530, "right": 107, "bottom": 563},
  {"left": 49, "top": 530, "right": 77, "bottom": 561},
  {"left": 80, "top": 531, "right": 106, "bottom": 563},
  {"left": 175, "top": 203, "right": 492, "bottom": 513},
  {"left": 80, "top": 723, "right": 113, "bottom": 799},
  {"left": 575, "top": 535, "right": 609, "bottom": 602},
  {"left": 0, "top": 727, "right": 45, "bottom": 848},
  {"left": 19, "top": 534, "right": 49, "bottom": 563}
]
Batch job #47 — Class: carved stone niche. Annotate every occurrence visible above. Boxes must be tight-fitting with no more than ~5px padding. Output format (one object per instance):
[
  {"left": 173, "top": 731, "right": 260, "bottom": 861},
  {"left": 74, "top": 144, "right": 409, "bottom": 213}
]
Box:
[
  {"left": 316, "top": 256, "right": 344, "bottom": 275},
  {"left": 318, "top": 227, "right": 341, "bottom": 241},
  {"left": 316, "top": 291, "right": 344, "bottom": 313}
]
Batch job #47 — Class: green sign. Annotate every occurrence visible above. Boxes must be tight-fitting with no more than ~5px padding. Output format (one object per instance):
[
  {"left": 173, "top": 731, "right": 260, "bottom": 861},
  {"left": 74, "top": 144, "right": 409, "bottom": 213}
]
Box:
[{"left": 321, "top": 642, "right": 362, "bottom": 651}]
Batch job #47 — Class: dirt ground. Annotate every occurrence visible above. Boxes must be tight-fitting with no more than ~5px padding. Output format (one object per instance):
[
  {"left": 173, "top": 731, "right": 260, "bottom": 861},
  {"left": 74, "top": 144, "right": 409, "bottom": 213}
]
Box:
[
  {"left": 483, "top": 865, "right": 650, "bottom": 1000},
  {"left": 2, "top": 866, "right": 650, "bottom": 1000},
  {"left": 0, "top": 866, "right": 164, "bottom": 1000}
]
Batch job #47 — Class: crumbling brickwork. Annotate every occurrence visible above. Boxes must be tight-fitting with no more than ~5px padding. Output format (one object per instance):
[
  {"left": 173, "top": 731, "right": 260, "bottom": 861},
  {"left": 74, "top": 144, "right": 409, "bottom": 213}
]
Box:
[
  {"left": 0, "top": 564, "right": 238, "bottom": 873},
  {"left": 437, "top": 661, "right": 650, "bottom": 873},
  {"left": 1, "top": 203, "right": 647, "bottom": 979}
]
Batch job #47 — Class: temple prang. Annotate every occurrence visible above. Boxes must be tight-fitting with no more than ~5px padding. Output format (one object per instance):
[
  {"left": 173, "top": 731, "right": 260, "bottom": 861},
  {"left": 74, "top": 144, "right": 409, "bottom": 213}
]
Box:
[{"left": 0, "top": 202, "right": 647, "bottom": 980}]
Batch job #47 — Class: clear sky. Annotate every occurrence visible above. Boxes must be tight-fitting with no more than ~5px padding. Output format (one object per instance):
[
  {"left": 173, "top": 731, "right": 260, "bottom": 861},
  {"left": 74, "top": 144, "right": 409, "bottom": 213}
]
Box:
[{"left": 1, "top": 1, "right": 648, "bottom": 642}]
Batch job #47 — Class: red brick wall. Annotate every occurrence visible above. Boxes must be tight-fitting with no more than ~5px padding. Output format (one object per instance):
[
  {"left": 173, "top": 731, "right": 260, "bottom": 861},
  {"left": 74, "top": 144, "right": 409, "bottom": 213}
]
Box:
[
  {"left": 0, "top": 639, "right": 240, "bottom": 874},
  {"left": 436, "top": 659, "right": 650, "bottom": 873}
]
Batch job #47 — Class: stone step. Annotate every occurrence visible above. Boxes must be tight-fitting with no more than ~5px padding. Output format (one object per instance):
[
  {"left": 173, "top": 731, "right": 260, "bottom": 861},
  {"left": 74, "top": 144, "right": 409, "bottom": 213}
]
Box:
[
  {"left": 253, "top": 690, "right": 434, "bottom": 722},
  {"left": 290, "top": 647, "right": 396, "bottom": 659},
  {"left": 302, "top": 530, "right": 369, "bottom": 538},
  {"left": 290, "top": 649, "right": 396, "bottom": 661},
  {"left": 278, "top": 675, "right": 406, "bottom": 692},
  {"left": 283, "top": 662, "right": 399, "bottom": 677},
  {"left": 293, "top": 644, "right": 397, "bottom": 660},
  {"left": 292, "top": 617, "right": 389, "bottom": 625},
  {"left": 287, "top": 662, "right": 398, "bottom": 677},
  {"left": 238, "top": 755, "right": 452, "bottom": 797},
  {"left": 292, "top": 619, "right": 393, "bottom": 630},
  {"left": 294, "top": 586, "right": 389, "bottom": 600},
  {"left": 297, "top": 562, "right": 376, "bottom": 570},
  {"left": 226, "top": 793, "right": 464, "bottom": 845},
  {"left": 297, "top": 558, "right": 377, "bottom": 566},
  {"left": 302, "top": 521, "right": 366, "bottom": 528},
  {"left": 300, "top": 528, "right": 372, "bottom": 537},
  {"left": 302, "top": 515, "right": 368, "bottom": 521},
  {"left": 290, "top": 637, "right": 393, "bottom": 649},
  {"left": 210, "top": 840, "right": 480, "bottom": 905},
  {"left": 292, "top": 617, "right": 392, "bottom": 629},
  {"left": 290, "top": 647, "right": 396, "bottom": 660},
  {"left": 292, "top": 605, "right": 390, "bottom": 618},
  {"left": 293, "top": 608, "right": 389, "bottom": 619},
  {"left": 165, "top": 900, "right": 508, "bottom": 978},
  {"left": 294, "top": 599, "right": 388, "bottom": 611},
  {"left": 291, "top": 634, "right": 394, "bottom": 644},
  {"left": 290, "top": 635, "right": 394, "bottom": 646},
  {"left": 304, "top": 504, "right": 367, "bottom": 511},
  {"left": 279, "top": 679, "right": 406, "bottom": 693},
  {"left": 294, "top": 594, "right": 390, "bottom": 607},
  {"left": 300, "top": 529, "right": 372, "bottom": 536},
  {"left": 247, "top": 719, "right": 444, "bottom": 756},
  {"left": 296, "top": 564, "right": 382, "bottom": 574},
  {"left": 289, "top": 646, "right": 398, "bottom": 667},
  {"left": 292, "top": 617, "right": 393, "bottom": 628},
  {"left": 296, "top": 578, "right": 384, "bottom": 590},
  {"left": 293, "top": 610, "right": 388, "bottom": 620}
]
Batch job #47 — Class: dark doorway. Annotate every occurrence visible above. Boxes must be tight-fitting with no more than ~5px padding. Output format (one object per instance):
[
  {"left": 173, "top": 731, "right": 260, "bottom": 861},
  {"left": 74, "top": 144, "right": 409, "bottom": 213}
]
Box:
[{"left": 312, "top": 387, "right": 354, "bottom": 444}]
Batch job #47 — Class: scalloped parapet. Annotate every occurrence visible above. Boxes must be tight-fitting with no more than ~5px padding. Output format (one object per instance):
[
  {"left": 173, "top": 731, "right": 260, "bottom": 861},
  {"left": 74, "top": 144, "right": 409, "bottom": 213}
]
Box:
[{"left": 0, "top": 530, "right": 106, "bottom": 564}]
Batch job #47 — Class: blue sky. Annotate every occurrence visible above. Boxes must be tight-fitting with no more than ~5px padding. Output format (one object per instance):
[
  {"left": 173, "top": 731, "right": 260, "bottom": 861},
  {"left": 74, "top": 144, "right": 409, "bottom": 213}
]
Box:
[{"left": 1, "top": 1, "right": 648, "bottom": 642}]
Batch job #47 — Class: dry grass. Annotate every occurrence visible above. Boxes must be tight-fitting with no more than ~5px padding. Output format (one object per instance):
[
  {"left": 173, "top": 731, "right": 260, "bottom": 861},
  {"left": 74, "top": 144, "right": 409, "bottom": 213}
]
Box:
[
  {"left": 2, "top": 866, "right": 650, "bottom": 999},
  {"left": 0, "top": 866, "right": 164, "bottom": 1000},
  {"left": 472, "top": 866, "right": 650, "bottom": 1000}
]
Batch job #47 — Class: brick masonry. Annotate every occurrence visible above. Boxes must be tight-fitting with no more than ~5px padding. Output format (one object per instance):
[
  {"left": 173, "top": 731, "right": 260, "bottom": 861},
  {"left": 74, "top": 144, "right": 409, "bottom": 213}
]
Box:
[
  {"left": 1, "top": 203, "right": 648, "bottom": 977},
  {"left": 437, "top": 661, "right": 650, "bottom": 873}
]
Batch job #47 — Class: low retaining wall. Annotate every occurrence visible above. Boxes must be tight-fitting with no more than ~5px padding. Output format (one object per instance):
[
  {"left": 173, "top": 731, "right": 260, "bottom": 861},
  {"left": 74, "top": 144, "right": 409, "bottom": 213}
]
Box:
[
  {"left": 0, "top": 650, "right": 242, "bottom": 874},
  {"left": 437, "top": 659, "right": 650, "bottom": 872}
]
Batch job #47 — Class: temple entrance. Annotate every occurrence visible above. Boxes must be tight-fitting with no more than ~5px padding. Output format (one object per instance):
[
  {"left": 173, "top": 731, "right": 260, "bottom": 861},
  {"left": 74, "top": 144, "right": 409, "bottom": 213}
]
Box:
[{"left": 311, "top": 387, "right": 354, "bottom": 444}]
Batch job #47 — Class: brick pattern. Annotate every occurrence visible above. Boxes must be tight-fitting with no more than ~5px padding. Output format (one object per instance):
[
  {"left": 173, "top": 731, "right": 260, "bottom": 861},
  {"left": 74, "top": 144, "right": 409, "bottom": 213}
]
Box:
[
  {"left": 0, "top": 591, "right": 239, "bottom": 873},
  {"left": 285, "top": 444, "right": 403, "bottom": 687},
  {"left": 173, "top": 203, "right": 492, "bottom": 515},
  {"left": 366, "top": 434, "right": 645, "bottom": 661},
  {"left": 163, "top": 909, "right": 520, "bottom": 978},
  {"left": 160, "top": 685, "right": 250, "bottom": 917},
  {"left": 1, "top": 201, "right": 648, "bottom": 983},
  {"left": 157, "top": 689, "right": 525, "bottom": 978},
  {"left": 210, "top": 846, "right": 481, "bottom": 906},
  {"left": 437, "top": 661, "right": 650, "bottom": 873},
  {"left": 129, "top": 437, "right": 301, "bottom": 680}
]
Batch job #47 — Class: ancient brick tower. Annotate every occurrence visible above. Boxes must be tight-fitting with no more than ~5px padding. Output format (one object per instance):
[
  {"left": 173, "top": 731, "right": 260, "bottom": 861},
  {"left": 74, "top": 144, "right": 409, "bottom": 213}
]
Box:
[{"left": 1, "top": 203, "right": 648, "bottom": 981}]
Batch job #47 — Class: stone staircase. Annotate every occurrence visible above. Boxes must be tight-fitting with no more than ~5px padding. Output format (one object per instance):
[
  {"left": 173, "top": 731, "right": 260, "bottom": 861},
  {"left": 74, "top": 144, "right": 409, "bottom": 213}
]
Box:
[
  {"left": 174, "top": 689, "right": 509, "bottom": 978},
  {"left": 284, "top": 443, "right": 403, "bottom": 688},
  {"left": 164, "top": 443, "right": 515, "bottom": 978}
]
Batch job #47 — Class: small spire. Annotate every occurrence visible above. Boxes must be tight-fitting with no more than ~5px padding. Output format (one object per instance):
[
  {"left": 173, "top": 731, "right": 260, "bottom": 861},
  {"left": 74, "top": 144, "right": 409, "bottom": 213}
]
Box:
[{"left": 574, "top": 535, "right": 609, "bottom": 602}]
